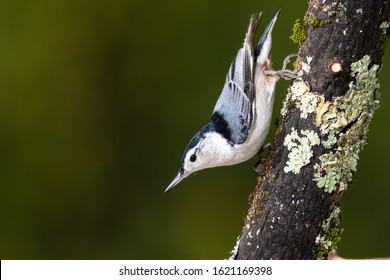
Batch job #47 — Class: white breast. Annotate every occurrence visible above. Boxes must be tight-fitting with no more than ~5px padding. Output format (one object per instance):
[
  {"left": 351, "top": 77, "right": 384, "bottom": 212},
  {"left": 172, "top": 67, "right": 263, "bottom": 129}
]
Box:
[{"left": 197, "top": 72, "right": 277, "bottom": 170}]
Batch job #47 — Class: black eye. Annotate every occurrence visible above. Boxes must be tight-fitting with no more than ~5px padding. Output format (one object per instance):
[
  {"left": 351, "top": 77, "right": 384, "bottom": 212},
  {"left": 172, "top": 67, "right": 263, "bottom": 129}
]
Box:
[{"left": 190, "top": 154, "right": 197, "bottom": 162}]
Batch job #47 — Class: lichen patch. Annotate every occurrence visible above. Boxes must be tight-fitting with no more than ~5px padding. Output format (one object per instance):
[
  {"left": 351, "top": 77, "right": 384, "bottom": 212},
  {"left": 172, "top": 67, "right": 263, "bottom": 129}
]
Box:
[
  {"left": 282, "top": 79, "right": 320, "bottom": 119},
  {"left": 283, "top": 128, "right": 320, "bottom": 174},
  {"left": 313, "top": 55, "right": 380, "bottom": 192}
]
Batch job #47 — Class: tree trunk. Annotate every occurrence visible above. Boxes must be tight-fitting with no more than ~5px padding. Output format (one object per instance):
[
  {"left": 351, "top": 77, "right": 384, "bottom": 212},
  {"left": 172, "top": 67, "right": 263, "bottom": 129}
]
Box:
[{"left": 232, "top": 0, "right": 390, "bottom": 260}]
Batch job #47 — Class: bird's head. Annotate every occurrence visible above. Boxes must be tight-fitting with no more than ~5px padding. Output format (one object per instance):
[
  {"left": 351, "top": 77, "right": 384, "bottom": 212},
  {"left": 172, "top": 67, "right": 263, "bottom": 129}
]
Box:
[{"left": 165, "top": 124, "right": 233, "bottom": 192}]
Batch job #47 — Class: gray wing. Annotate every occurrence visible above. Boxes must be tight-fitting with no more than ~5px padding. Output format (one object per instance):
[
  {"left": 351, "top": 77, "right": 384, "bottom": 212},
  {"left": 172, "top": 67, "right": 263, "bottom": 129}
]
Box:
[
  {"left": 212, "top": 14, "right": 260, "bottom": 144},
  {"left": 212, "top": 80, "right": 255, "bottom": 144}
]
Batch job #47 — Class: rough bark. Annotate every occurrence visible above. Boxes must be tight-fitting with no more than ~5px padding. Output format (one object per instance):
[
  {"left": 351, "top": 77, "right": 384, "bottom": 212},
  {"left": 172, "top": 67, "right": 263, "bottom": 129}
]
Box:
[{"left": 233, "top": 0, "right": 390, "bottom": 260}]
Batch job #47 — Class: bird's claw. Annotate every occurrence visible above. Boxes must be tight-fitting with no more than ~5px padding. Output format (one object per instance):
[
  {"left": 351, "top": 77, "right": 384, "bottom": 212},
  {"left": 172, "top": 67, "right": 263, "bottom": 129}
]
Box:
[
  {"left": 265, "top": 53, "right": 299, "bottom": 80},
  {"left": 254, "top": 143, "right": 272, "bottom": 174},
  {"left": 282, "top": 53, "right": 298, "bottom": 71}
]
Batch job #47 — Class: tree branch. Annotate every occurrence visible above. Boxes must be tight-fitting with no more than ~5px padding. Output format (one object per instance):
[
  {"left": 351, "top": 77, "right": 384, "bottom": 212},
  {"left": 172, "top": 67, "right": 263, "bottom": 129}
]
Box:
[
  {"left": 328, "top": 250, "right": 390, "bottom": 260},
  {"left": 232, "top": 0, "right": 390, "bottom": 260}
]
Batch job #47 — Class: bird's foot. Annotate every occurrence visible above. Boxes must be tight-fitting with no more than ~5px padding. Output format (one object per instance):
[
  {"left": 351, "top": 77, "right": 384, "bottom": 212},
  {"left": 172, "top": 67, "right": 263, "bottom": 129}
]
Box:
[
  {"left": 254, "top": 143, "right": 272, "bottom": 174},
  {"left": 264, "top": 53, "right": 299, "bottom": 80},
  {"left": 282, "top": 53, "right": 298, "bottom": 71},
  {"left": 265, "top": 69, "right": 298, "bottom": 80}
]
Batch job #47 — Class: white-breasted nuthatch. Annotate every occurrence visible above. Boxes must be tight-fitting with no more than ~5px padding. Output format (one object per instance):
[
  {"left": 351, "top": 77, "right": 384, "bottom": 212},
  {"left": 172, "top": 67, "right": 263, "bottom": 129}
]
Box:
[{"left": 166, "top": 10, "right": 296, "bottom": 192}]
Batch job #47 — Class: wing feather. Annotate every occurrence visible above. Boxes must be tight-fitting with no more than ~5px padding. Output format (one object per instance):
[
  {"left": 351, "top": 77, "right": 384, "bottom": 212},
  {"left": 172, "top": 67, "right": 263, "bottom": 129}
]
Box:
[{"left": 212, "top": 14, "right": 260, "bottom": 144}]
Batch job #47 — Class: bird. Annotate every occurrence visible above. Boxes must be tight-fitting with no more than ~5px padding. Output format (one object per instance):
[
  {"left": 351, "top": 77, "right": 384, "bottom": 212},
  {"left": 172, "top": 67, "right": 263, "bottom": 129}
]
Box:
[{"left": 166, "top": 10, "right": 296, "bottom": 192}]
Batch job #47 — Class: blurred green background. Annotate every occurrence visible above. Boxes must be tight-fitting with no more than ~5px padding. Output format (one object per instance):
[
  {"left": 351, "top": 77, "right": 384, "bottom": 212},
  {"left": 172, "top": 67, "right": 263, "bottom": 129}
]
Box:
[{"left": 0, "top": 0, "right": 389, "bottom": 259}]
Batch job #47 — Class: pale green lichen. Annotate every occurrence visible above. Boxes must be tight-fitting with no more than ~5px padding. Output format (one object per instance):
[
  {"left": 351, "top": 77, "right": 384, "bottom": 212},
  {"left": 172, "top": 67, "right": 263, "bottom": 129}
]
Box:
[
  {"left": 283, "top": 79, "right": 319, "bottom": 119},
  {"left": 282, "top": 55, "right": 380, "bottom": 192},
  {"left": 314, "top": 55, "right": 380, "bottom": 193},
  {"left": 323, "top": 2, "right": 347, "bottom": 18},
  {"left": 300, "top": 56, "right": 313, "bottom": 74},
  {"left": 314, "top": 150, "right": 354, "bottom": 192},
  {"left": 321, "top": 129, "right": 339, "bottom": 149},
  {"left": 283, "top": 128, "right": 320, "bottom": 174},
  {"left": 281, "top": 56, "right": 318, "bottom": 119},
  {"left": 380, "top": 21, "right": 390, "bottom": 35},
  {"left": 322, "top": 2, "right": 348, "bottom": 25},
  {"left": 315, "top": 207, "right": 343, "bottom": 259}
]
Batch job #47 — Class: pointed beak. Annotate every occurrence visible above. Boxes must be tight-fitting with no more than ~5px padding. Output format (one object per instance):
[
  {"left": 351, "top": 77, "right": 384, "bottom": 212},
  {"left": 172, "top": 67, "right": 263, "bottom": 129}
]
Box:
[{"left": 165, "top": 168, "right": 189, "bottom": 192}]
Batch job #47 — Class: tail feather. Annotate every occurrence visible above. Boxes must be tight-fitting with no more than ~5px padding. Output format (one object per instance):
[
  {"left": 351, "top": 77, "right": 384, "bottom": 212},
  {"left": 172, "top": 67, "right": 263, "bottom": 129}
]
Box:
[
  {"left": 227, "top": 13, "right": 261, "bottom": 88},
  {"left": 243, "top": 13, "right": 261, "bottom": 84}
]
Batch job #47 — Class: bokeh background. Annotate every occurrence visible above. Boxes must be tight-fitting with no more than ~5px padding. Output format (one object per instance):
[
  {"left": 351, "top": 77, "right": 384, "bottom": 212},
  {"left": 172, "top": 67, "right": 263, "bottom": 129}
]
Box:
[{"left": 0, "top": 0, "right": 389, "bottom": 259}]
